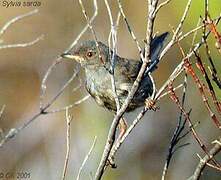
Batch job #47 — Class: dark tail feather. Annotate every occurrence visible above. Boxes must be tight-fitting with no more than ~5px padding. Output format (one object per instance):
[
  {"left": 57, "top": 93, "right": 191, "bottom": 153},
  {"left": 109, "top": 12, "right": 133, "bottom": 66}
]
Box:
[{"left": 142, "top": 32, "right": 169, "bottom": 73}]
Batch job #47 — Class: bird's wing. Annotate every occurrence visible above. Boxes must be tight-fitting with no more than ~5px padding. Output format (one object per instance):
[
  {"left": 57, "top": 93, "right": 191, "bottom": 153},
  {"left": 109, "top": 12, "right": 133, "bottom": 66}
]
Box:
[
  {"left": 111, "top": 57, "right": 142, "bottom": 94},
  {"left": 111, "top": 32, "right": 169, "bottom": 92},
  {"left": 115, "top": 57, "right": 141, "bottom": 81}
]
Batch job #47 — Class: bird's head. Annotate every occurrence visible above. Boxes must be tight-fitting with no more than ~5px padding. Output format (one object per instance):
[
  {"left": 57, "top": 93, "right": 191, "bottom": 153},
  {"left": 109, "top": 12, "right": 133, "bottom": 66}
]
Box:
[{"left": 61, "top": 41, "right": 109, "bottom": 68}]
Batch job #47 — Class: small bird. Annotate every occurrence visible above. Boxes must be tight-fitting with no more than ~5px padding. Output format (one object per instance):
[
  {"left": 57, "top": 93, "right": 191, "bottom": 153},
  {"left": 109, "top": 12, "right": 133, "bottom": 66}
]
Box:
[{"left": 61, "top": 32, "right": 168, "bottom": 139}]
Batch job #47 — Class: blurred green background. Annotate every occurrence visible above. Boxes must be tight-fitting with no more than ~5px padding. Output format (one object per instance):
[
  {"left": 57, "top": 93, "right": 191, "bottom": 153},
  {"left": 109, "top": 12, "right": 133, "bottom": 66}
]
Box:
[{"left": 0, "top": 0, "right": 220, "bottom": 179}]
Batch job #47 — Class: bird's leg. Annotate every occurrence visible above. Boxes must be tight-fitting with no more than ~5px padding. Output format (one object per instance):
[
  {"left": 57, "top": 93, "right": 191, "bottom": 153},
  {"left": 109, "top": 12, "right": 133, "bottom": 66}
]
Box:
[
  {"left": 118, "top": 117, "right": 128, "bottom": 141},
  {"left": 107, "top": 117, "right": 128, "bottom": 168}
]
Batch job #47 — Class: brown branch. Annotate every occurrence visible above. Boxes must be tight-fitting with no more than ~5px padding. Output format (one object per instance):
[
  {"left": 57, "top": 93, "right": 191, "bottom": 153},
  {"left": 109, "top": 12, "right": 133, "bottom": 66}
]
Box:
[
  {"left": 175, "top": 40, "right": 221, "bottom": 167},
  {"left": 184, "top": 57, "right": 221, "bottom": 129},
  {"left": 168, "top": 82, "right": 207, "bottom": 154},
  {"left": 205, "top": 15, "right": 221, "bottom": 54},
  {"left": 194, "top": 52, "right": 221, "bottom": 116},
  {"left": 107, "top": 21, "right": 218, "bottom": 176},
  {"left": 202, "top": 15, "right": 221, "bottom": 89},
  {"left": 155, "top": 13, "right": 220, "bottom": 102}
]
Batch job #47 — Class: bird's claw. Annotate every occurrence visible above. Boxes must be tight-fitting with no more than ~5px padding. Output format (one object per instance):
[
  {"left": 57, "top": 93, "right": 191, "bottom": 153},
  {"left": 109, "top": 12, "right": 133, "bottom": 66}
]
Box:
[
  {"left": 145, "top": 99, "right": 158, "bottom": 111},
  {"left": 107, "top": 156, "right": 117, "bottom": 168}
]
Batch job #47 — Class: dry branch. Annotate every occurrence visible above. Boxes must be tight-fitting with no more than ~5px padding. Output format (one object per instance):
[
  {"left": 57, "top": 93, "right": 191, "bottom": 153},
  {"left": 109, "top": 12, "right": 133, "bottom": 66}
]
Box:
[
  {"left": 0, "top": 9, "right": 38, "bottom": 36},
  {"left": 0, "top": 9, "right": 44, "bottom": 50},
  {"left": 95, "top": 0, "right": 160, "bottom": 179},
  {"left": 61, "top": 109, "right": 72, "bottom": 180},
  {"left": 76, "top": 136, "right": 97, "bottom": 180},
  {"left": 188, "top": 138, "right": 221, "bottom": 180}
]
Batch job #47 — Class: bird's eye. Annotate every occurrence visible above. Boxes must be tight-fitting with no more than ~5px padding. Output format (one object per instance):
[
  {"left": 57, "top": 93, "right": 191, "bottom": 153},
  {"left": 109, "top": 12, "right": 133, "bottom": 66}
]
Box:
[{"left": 86, "top": 51, "right": 94, "bottom": 58}]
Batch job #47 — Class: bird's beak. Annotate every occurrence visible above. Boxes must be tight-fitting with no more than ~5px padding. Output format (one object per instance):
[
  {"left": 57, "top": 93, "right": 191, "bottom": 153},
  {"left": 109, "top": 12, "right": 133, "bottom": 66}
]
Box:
[
  {"left": 61, "top": 52, "right": 84, "bottom": 64},
  {"left": 61, "top": 52, "right": 77, "bottom": 60}
]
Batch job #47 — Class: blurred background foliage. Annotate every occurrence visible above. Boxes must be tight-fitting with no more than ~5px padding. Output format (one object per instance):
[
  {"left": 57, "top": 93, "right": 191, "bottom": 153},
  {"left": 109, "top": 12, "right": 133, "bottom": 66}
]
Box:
[{"left": 0, "top": 0, "right": 220, "bottom": 179}]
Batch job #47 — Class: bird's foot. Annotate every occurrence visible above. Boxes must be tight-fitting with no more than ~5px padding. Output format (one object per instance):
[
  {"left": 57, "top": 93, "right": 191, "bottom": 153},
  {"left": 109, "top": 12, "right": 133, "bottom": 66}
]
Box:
[
  {"left": 145, "top": 98, "right": 158, "bottom": 111},
  {"left": 118, "top": 118, "right": 128, "bottom": 141},
  {"left": 106, "top": 117, "right": 128, "bottom": 169},
  {"left": 107, "top": 156, "right": 117, "bottom": 169}
]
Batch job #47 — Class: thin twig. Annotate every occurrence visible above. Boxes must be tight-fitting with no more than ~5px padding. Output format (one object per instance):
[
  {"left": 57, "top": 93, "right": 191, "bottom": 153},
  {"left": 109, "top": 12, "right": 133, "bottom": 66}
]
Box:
[
  {"left": 109, "top": 107, "right": 148, "bottom": 160},
  {"left": 0, "top": 113, "right": 40, "bottom": 147},
  {"left": 178, "top": 24, "right": 204, "bottom": 43},
  {"left": 159, "top": 0, "right": 193, "bottom": 60},
  {"left": 13, "top": 68, "right": 80, "bottom": 133},
  {"left": 105, "top": 0, "right": 121, "bottom": 112},
  {"left": 76, "top": 136, "right": 97, "bottom": 180},
  {"left": 0, "top": 9, "right": 43, "bottom": 50},
  {"left": 78, "top": 0, "right": 104, "bottom": 65},
  {"left": 0, "top": 105, "right": 6, "bottom": 139},
  {"left": 206, "top": 162, "right": 221, "bottom": 172},
  {"left": 186, "top": 53, "right": 221, "bottom": 129},
  {"left": 61, "top": 109, "right": 72, "bottom": 180},
  {"left": 0, "top": 61, "right": 85, "bottom": 148},
  {"left": 0, "top": 9, "right": 39, "bottom": 36},
  {"left": 194, "top": 51, "right": 221, "bottom": 117},
  {"left": 72, "top": 75, "right": 83, "bottom": 92},
  {"left": 174, "top": 41, "right": 220, "bottom": 166},
  {"left": 191, "top": 18, "right": 201, "bottom": 48},
  {"left": 46, "top": 95, "right": 90, "bottom": 114},
  {"left": 117, "top": 0, "right": 144, "bottom": 60},
  {"left": 0, "top": 35, "right": 44, "bottom": 50},
  {"left": 168, "top": 82, "right": 208, "bottom": 159},
  {"left": 0, "top": 91, "right": 88, "bottom": 148},
  {"left": 159, "top": 83, "right": 183, "bottom": 99},
  {"left": 202, "top": 14, "right": 221, "bottom": 89},
  {"left": 161, "top": 73, "right": 188, "bottom": 180},
  {"left": 154, "top": 0, "right": 172, "bottom": 16},
  {"left": 0, "top": 105, "right": 6, "bottom": 120},
  {"left": 41, "top": 65, "right": 81, "bottom": 112},
  {"left": 155, "top": 19, "right": 217, "bottom": 101}
]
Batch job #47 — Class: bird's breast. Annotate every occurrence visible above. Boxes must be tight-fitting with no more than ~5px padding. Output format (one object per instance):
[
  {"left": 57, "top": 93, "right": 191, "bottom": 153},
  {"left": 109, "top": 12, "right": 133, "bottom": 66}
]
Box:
[
  {"left": 84, "top": 67, "right": 153, "bottom": 112},
  {"left": 85, "top": 68, "right": 116, "bottom": 110}
]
